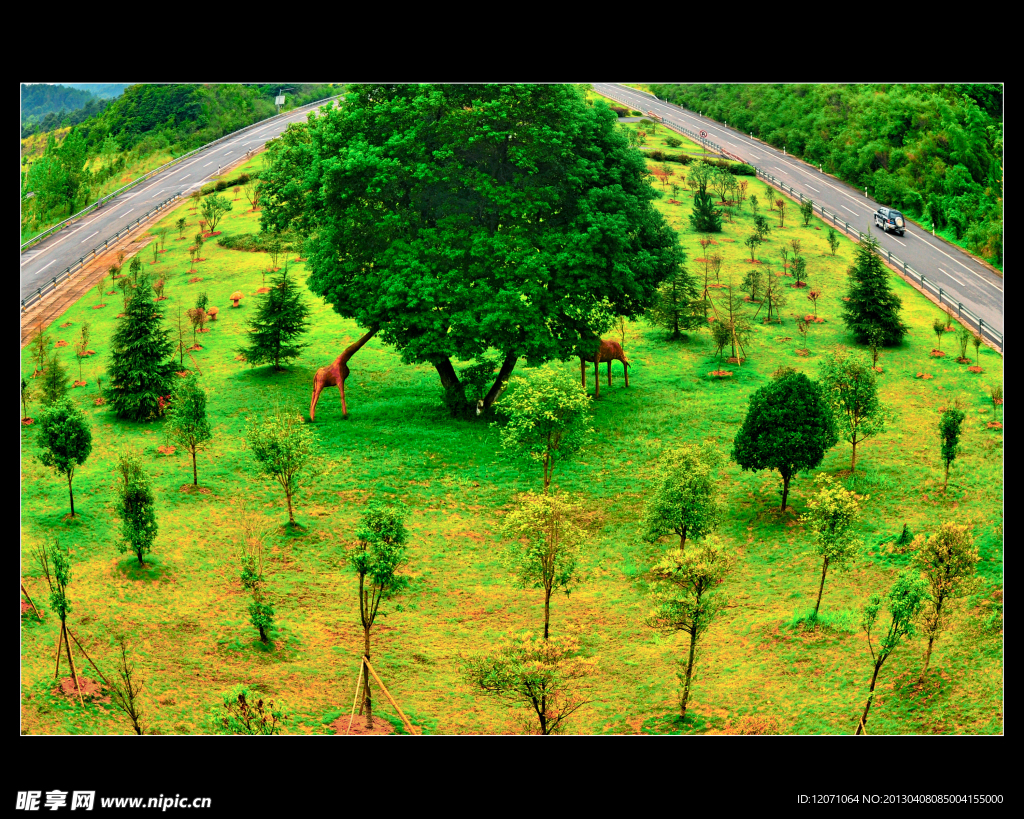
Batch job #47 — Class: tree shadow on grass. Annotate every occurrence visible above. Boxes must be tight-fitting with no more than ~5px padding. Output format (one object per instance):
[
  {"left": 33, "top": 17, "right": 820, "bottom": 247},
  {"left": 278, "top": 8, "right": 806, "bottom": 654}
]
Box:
[
  {"left": 641, "top": 710, "right": 716, "bottom": 735},
  {"left": 115, "top": 555, "right": 172, "bottom": 583}
]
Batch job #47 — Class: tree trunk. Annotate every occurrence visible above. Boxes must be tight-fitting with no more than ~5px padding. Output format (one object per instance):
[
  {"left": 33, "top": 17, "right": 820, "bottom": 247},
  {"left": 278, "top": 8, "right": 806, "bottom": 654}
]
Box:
[
  {"left": 856, "top": 663, "right": 882, "bottom": 734},
  {"left": 542, "top": 453, "right": 551, "bottom": 493},
  {"left": 259, "top": 624, "right": 268, "bottom": 643},
  {"left": 432, "top": 357, "right": 461, "bottom": 391},
  {"left": 362, "top": 626, "right": 373, "bottom": 730},
  {"left": 680, "top": 630, "right": 698, "bottom": 720},
  {"left": 192, "top": 450, "right": 198, "bottom": 486},
  {"left": 780, "top": 471, "right": 791, "bottom": 511},
  {"left": 679, "top": 526, "right": 687, "bottom": 549},
  {"left": 921, "top": 599, "right": 942, "bottom": 679},
  {"left": 851, "top": 436, "right": 858, "bottom": 471},
  {"left": 483, "top": 353, "right": 519, "bottom": 410},
  {"left": 540, "top": 689, "right": 548, "bottom": 735},
  {"left": 67, "top": 472, "right": 75, "bottom": 517},
  {"left": 814, "top": 555, "right": 830, "bottom": 616},
  {"left": 544, "top": 586, "right": 552, "bottom": 640},
  {"left": 286, "top": 491, "right": 295, "bottom": 525},
  {"left": 944, "top": 462, "right": 949, "bottom": 493}
]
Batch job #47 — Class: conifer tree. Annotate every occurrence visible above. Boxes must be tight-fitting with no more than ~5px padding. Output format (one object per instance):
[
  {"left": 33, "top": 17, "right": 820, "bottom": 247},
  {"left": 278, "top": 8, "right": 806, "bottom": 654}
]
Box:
[
  {"left": 238, "top": 265, "right": 311, "bottom": 371},
  {"left": 689, "top": 188, "right": 722, "bottom": 233},
  {"left": 647, "top": 262, "right": 702, "bottom": 339},
  {"left": 105, "top": 275, "right": 177, "bottom": 421},
  {"left": 841, "top": 235, "right": 908, "bottom": 346},
  {"left": 40, "top": 351, "right": 69, "bottom": 406}
]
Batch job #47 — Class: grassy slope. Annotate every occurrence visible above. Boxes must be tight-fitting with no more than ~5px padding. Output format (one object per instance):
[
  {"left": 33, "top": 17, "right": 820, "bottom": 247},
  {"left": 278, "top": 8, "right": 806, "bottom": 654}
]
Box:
[{"left": 21, "top": 151, "right": 1003, "bottom": 735}]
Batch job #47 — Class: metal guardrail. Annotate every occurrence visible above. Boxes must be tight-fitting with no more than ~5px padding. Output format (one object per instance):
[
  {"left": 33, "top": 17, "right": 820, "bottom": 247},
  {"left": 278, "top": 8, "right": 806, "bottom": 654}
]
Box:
[
  {"left": 754, "top": 168, "right": 1003, "bottom": 353},
  {"left": 21, "top": 93, "right": 344, "bottom": 253},
  {"left": 20, "top": 193, "right": 182, "bottom": 312},
  {"left": 598, "top": 88, "right": 1003, "bottom": 354}
]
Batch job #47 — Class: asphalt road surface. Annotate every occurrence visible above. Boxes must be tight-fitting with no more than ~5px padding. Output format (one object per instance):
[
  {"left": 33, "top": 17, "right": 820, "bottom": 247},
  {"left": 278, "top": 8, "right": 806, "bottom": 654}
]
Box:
[
  {"left": 594, "top": 83, "right": 1004, "bottom": 340},
  {"left": 20, "top": 98, "right": 340, "bottom": 303}
]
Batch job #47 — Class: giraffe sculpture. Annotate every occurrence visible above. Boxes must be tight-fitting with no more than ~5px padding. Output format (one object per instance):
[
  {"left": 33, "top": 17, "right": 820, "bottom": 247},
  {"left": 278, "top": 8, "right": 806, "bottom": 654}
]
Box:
[
  {"left": 309, "top": 325, "right": 379, "bottom": 421},
  {"left": 579, "top": 338, "right": 630, "bottom": 399}
]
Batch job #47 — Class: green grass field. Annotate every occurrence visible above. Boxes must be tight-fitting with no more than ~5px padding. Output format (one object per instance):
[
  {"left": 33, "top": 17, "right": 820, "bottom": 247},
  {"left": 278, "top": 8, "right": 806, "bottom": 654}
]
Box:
[{"left": 20, "top": 150, "right": 1003, "bottom": 735}]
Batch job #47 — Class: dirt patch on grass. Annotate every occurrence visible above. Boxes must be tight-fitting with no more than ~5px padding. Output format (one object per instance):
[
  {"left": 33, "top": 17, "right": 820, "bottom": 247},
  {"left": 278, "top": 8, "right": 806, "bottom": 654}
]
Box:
[
  {"left": 710, "top": 370, "right": 733, "bottom": 377},
  {"left": 329, "top": 714, "right": 396, "bottom": 735},
  {"left": 255, "top": 287, "right": 271, "bottom": 294},
  {"left": 916, "top": 372, "right": 934, "bottom": 380},
  {"left": 930, "top": 350, "right": 946, "bottom": 357},
  {"left": 56, "top": 675, "right": 111, "bottom": 704},
  {"left": 188, "top": 277, "right": 203, "bottom": 283},
  {"left": 179, "top": 484, "right": 211, "bottom": 494},
  {"left": 986, "top": 422, "right": 1002, "bottom": 430},
  {"left": 968, "top": 366, "right": 983, "bottom": 373},
  {"left": 157, "top": 445, "right": 177, "bottom": 455}
]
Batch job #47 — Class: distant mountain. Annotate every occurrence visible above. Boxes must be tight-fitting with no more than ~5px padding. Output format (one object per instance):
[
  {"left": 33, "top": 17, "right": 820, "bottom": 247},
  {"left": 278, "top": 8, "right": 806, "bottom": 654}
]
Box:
[
  {"left": 21, "top": 84, "right": 97, "bottom": 122},
  {"left": 60, "top": 83, "right": 131, "bottom": 99}
]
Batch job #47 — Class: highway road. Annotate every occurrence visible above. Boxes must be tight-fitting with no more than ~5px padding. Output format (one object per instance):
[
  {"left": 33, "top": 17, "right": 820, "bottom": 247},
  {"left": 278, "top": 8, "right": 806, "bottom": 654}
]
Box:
[
  {"left": 594, "top": 83, "right": 1004, "bottom": 341},
  {"left": 20, "top": 98, "right": 340, "bottom": 303}
]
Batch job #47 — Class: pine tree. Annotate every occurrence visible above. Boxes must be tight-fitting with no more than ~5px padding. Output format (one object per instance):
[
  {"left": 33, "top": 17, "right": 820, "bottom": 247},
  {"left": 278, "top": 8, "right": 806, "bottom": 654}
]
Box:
[
  {"left": 105, "top": 275, "right": 176, "bottom": 421},
  {"left": 40, "top": 351, "right": 69, "bottom": 406},
  {"left": 238, "top": 266, "right": 311, "bottom": 371},
  {"left": 689, "top": 188, "right": 722, "bottom": 233},
  {"left": 647, "top": 262, "right": 702, "bottom": 339},
  {"left": 841, "top": 235, "right": 908, "bottom": 346}
]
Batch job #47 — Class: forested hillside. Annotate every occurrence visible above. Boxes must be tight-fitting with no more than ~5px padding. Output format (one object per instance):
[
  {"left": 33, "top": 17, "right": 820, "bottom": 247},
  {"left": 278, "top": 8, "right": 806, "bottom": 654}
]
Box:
[
  {"left": 650, "top": 84, "right": 1003, "bottom": 266},
  {"left": 21, "top": 83, "right": 337, "bottom": 239},
  {"left": 21, "top": 84, "right": 112, "bottom": 137},
  {"left": 60, "top": 83, "right": 130, "bottom": 99}
]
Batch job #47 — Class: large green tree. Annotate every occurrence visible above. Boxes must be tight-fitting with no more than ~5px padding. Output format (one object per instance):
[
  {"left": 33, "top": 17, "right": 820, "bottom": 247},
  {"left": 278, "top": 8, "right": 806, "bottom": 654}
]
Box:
[
  {"left": 114, "top": 450, "right": 158, "bottom": 565},
  {"left": 841, "top": 234, "right": 909, "bottom": 346},
  {"left": 638, "top": 443, "right": 722, "bottom": 550},
  {"left": 237, "top": 266, "right": 310, "bottom": 371},
  {"left": 36, "top": 397, "right": 92, "bottom": 518},
  {"left": 258, "top": 85, "right": 683, "bottom": 411},
  {"left": 647, "top": 262, "right": 703, "bottom": 338},
  {"left": 732, "top": 368, "right": 839, "bottom": 510},
  {"left": 165, "top": 373, "right": 213, "bottom": 486},
  {"left": 818, "top": 349, "right": 889, "bottom": 471},
  {"left": 105, "top": 275, "right": 176, "bottom": 421}
]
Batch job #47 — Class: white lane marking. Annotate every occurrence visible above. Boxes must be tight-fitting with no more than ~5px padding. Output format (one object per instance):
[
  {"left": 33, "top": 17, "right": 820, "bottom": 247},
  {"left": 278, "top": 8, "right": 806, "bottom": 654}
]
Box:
[
  {"left": 38, "top": 259, "right": 56, "bottom": 272},
  {"left": 890, "top": 235, "right": 906, "bottom": 247},
  {"left": 123, "top": 209, "right": 134, "bottom": 217},
  {"left": 748, "top": 151, "right": 762, "bottom": 158},
  {"left": 806, "top": 184, "right": 819, "bottom": 192},
  {"left": 80, "top": 231, "right": 99, "bottom": 244},
  {"left": 203, "top": 162, "right": 214, "bottom": 168},
  {"left": 773, "top": 167, "right": 788, "bottom": 175},
  {"left": 224, "top": 151, "right": 232, "bottom": 155},
  {"left": 179, "top": 174, "right": 191, "bottom": 180},
  {"left": 907, "top": 231, "right": 1001, "bottom": 288},
  {"left": 936, "top": 267, "right": 965, "bottom": 286},
  {"left": 20, "top": 254, "right": 38, "bottom": 267},
  {"left": 607, "top": 86, "right": 1006, "bottom": 298}
]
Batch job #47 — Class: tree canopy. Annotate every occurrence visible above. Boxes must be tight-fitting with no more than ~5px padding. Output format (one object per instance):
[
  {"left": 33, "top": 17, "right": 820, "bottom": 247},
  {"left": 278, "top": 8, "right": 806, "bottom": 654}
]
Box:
[
  {"left": 732, "top": 368, "right": 839, "bottom": 510},
  {"left": 259, "top": 84, "right": 683, "bottom": 407}
]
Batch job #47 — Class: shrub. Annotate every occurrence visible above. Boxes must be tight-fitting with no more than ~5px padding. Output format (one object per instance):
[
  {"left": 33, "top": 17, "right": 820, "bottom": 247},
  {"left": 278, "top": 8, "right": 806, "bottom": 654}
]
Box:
[
  {"left": 630, "top": 110, "right": 642, "bottom": 116},
  {"left": 610, "top": 106, "right": 628, "bottom": 118},
  {"left": 665, "top": 137, "right": 682, "bottom": 148},
  {"left": 727, "top": 163, "right": 756, "bottom": 176},
  {"left": 648, "top": 150, "right": 666, "bottom": 162}
]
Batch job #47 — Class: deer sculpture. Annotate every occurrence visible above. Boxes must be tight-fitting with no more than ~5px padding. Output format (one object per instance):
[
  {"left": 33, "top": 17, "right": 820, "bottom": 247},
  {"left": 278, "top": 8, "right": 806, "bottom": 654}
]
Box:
[
  {"left": 309, "top": 325, "right": 379, "bottom": 421},
  {"left": 579, "top": 338, "right": 630, "bottom": 399}
]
